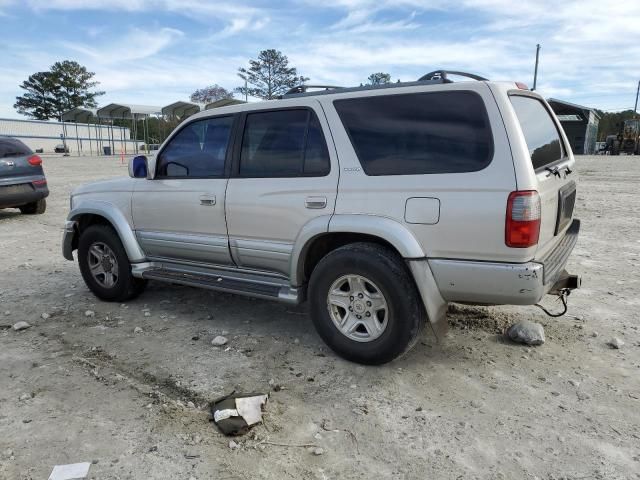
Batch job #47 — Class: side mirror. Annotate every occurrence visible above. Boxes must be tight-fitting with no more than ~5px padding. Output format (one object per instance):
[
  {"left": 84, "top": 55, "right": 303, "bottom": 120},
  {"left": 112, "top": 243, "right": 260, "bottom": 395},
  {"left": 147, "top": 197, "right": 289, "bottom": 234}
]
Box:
[{"left": 129, "top": 155, "right": 148, "bottom": 178}]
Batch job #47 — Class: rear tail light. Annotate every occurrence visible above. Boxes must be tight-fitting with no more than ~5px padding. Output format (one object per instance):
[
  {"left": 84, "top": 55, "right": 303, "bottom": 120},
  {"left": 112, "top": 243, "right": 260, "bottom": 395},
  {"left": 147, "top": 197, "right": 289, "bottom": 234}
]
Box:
[
  {"left": 32, "top": 179, "right": 47, "bottom": 186},
  {"left": 506, "top": 191, "right": 541, "bottom": 248},
  {"left": 27, "top": 154, "right": 42, "bottom": 166}
]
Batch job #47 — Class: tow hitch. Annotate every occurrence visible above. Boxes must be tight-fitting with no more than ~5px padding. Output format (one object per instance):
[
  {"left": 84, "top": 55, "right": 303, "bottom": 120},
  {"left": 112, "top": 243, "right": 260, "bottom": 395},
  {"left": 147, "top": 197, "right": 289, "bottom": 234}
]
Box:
[{"left": 535, "top": 271, "right": 581, "bottom": 318}]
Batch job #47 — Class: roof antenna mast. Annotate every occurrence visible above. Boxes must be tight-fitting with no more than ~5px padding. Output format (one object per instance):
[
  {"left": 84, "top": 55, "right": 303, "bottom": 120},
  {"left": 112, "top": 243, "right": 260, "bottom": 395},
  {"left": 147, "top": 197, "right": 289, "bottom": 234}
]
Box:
[{"left": 532, "top": 44, "right": 541, "bottom": 91}]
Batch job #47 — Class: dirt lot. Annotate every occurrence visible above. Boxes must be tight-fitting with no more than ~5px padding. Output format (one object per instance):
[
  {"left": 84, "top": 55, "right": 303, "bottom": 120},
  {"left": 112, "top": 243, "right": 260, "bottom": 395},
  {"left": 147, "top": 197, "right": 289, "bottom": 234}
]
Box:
[{"left": 0, "top": 154, "right": 638, "bottom": 480}]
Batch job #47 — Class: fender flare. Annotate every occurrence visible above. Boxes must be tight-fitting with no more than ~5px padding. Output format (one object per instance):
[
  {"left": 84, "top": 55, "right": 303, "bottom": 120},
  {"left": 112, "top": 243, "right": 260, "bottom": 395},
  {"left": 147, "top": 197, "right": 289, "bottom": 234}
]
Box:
[
  {"left": 289, "top": 214, "right": 427, "bottom": 286},
  {"left": 68, "top": 201, "right": 146, "bottom": 262}
]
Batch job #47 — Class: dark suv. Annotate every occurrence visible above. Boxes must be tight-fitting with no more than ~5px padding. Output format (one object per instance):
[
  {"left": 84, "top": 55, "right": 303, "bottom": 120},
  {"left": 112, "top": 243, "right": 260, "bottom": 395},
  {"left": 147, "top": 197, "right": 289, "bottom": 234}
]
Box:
[{"left": 0, "top": 136, "right": 48, "bottom": 214}]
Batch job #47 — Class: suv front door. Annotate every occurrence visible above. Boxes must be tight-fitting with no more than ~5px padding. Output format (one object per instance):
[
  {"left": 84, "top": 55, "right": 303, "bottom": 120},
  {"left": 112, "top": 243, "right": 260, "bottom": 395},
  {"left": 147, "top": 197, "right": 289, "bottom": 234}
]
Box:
[
  {"left": 225, "top": 103, "right": 338, "bottom": 277},
  {"left": 132, "top": 115, "right": 235, "bottom": 265}
]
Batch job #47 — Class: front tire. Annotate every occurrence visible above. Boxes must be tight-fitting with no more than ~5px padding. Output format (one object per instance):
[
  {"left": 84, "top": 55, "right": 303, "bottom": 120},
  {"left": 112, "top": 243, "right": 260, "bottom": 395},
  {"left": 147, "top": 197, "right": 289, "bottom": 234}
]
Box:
[
  {"left": 78, "top": 225, "right": 147, "bottom": 302},
  {"left": 19, "top": 198, "right": 46, "bottom": 214},
  {"left": 308, "top": 243, "right": 426, "bottom": 365}
]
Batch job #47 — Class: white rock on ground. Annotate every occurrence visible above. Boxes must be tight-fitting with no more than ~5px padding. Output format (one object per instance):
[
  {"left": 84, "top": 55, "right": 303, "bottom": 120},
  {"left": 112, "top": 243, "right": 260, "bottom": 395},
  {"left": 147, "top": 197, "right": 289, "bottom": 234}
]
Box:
[
  {"left": 607, "top": 337, "right": 624, "bottom": 349},
  {"left": 506, "top": 320, "right": 545, "bottom": 346},
  {"left": 85, "top": 310, "right": 95, "bottom": 317},
  {"left": 133, "top": 327, "right": 143, "bottom": 334},
  {"left": 211, "top": 336, "right": 228, "bottom": 346},
  {"left": 12, "top": 321, "right": 31, "bottom": 331},
  {"left": 41, "top": 313, "right": 50, "bottom": 320}
]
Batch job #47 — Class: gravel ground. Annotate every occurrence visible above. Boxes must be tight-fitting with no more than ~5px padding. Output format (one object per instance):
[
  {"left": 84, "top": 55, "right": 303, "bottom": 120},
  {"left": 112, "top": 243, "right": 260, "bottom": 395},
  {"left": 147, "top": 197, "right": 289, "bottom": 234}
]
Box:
[{"left": 0, "top": 154, "right": 639, "bottom": 480}]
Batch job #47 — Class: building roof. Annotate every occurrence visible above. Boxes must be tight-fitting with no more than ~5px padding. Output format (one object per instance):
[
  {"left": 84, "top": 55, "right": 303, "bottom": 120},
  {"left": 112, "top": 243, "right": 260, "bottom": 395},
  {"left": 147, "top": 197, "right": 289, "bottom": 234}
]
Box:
[
  {"left": 161, "top": 101, "right": 200, "bottom": 118},
  {"left": 205, "top": 98, "right": 245, "bottom": 110},
  {"left": 61, "top": 107, "right": 98, "bottom": 123},
  {"left": 97, "top": 103, "right": 161, "bottom": 119},
  {"left": 547, "top": 98, "right": 601, "bottom": 120}
]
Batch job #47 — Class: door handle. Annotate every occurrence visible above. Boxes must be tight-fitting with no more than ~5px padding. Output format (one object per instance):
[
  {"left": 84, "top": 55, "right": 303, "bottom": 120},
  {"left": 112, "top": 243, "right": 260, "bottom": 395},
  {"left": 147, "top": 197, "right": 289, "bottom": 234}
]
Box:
[
  {"left": 200, "top": 195, "right": 216, "bottom": 206},
  {"left": 305, "top": 196, "right": 327, "bottom": 209}
]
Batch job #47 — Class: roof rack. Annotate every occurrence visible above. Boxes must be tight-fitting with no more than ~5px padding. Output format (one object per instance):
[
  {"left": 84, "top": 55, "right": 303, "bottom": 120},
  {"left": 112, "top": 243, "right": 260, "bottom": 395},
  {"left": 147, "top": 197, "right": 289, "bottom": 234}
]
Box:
[
  {"left": 279, "top": 70, "right": 488, "bottom": 99},
  {"left": 418, "top": 70, "right": 488, "bottom": 82},
  {"left": 284, "top": 85, "right": 344, "bottom": 96}
]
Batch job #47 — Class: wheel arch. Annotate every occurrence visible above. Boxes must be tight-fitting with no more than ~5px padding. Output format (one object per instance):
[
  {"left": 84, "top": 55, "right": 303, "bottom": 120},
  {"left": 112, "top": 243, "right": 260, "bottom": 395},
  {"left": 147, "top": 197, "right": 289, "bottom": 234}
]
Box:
[
  {"left": 68, "top": 202, "right": 145, "bottom": 262},
  {"left": 290, "top": 214, "right": 427, "bottom": 286}
]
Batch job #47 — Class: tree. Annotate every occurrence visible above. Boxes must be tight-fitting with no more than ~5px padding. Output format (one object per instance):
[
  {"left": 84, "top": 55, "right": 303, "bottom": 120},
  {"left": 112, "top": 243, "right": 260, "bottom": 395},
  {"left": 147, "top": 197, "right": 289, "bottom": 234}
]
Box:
[
  {"left": 189, "top": 84, "right": 233, "bottom": 105},
  {"left": 13, "top": 72, "right": 60, "bottom": 120},
  {"left": 14, "top": 60, "right": 104, "bottom": 120},
  {"left": 367, "top": 72, "right": 392, "bottom": 85},
  {"left": 236, "top": 49, "right": 309, "bottom": 100}
]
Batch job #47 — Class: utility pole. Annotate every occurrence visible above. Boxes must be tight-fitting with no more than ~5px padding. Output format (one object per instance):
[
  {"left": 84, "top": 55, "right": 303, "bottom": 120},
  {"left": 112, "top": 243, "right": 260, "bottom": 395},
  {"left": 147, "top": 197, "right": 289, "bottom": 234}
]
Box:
[
  {"left": 532, "top": 44, "right": 541, "bottom": 91},
  {"left": 634, "top": 80, "right": 639, "bottom": 114},
  {"left": 238, "top": 73, "right": 248, "bottom": 102}
]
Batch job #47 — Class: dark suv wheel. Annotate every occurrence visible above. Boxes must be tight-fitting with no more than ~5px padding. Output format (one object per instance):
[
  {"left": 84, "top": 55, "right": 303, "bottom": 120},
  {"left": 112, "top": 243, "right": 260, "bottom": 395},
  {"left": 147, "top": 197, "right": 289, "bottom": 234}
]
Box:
[
  {"left": 78, "top": 225, "right": 147, "bottom": 302},
  {"left": 19, "top": 198, "right": 46, "bottom": 214},
  {"left": 308, "top": 242, "right": 426, "bottom": 365}
]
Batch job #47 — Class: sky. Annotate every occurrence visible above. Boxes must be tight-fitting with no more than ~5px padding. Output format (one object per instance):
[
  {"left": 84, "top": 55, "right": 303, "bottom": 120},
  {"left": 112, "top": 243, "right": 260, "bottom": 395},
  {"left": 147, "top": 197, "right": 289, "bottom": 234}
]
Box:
[{"left": 0, "top": 0, "right": 639, "bottom": 118}]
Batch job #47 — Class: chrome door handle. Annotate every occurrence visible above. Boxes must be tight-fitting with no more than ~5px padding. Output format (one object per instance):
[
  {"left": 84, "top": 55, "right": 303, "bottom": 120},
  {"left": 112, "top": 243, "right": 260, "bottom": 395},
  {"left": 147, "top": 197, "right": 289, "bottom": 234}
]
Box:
[
  {"left": 200, "top": 195, "right": 216, "bottom": 206},
  {"left": 305, "top": 196, "right": 327, "bottom": 209}
]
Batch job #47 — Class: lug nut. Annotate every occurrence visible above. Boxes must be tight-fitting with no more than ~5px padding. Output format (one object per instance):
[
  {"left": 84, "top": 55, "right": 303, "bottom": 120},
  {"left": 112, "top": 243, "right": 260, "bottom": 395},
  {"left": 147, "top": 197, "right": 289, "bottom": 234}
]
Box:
[
  {"left": 349, "top": 306, "right": 353, "bottom": 311},
  {"left": 356, "top": 314, "right": 362, "bottom": 319},
  {"left": 365, "top": 312, "right": 371, "bottom": 317},
  {"left": 358, "top": 293, "right": 364, "bottom": 298},
  {"left": 366, "top": 301, "right": 372, "bottom": 307},
  {"left": 350, "top": 296, "right": 354, "bottom": 301}
]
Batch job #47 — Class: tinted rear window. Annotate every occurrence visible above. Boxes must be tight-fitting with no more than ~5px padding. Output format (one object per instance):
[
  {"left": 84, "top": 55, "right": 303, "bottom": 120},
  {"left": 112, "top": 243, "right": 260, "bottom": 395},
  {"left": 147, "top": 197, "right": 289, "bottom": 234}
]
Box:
[
  {"left": 0, "top": 137, "right": 31, "bottom": 158},
  {"left": 333, "top": 91, "right": 493, "bottom": 175},
  {"left": 510, "top": 96, "right": 564, "bottom": 170}
]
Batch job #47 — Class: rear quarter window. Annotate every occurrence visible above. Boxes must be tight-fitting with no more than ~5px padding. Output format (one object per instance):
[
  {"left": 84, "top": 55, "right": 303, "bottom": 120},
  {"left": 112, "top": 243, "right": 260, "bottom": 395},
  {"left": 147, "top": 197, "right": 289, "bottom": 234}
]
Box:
[
  {"left": 510, "top": 95, "right": 564, "bottom": 170},
  {"left": 333, "top": 91, "right": 493, "bottom": 176}
]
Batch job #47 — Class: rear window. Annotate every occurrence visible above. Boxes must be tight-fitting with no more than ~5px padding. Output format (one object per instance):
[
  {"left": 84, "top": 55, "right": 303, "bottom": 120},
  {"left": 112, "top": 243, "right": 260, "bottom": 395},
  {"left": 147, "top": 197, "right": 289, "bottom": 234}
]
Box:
[
  {"left": 0, "top": 137, "right": 31, "bottom": 158},
  {"left": 333, "top": 91, "right": 493, "bottom": 176},
  {"left": 510, "top": 96, "right": 564, "bottom": 170}
]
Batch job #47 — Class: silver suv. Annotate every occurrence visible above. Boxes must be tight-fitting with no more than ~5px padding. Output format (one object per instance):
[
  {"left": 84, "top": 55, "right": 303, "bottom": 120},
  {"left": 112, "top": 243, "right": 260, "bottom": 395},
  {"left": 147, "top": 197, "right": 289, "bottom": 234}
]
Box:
[{"left": 63, "top": 71, "right": 580, "bottom": 364}]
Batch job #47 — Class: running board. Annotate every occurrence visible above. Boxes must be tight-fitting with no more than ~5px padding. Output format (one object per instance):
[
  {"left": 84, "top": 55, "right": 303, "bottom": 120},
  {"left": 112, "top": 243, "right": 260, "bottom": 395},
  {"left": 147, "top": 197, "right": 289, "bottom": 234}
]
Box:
[{"left": 133, "top": 264, "right": 302, "bottom": 304}]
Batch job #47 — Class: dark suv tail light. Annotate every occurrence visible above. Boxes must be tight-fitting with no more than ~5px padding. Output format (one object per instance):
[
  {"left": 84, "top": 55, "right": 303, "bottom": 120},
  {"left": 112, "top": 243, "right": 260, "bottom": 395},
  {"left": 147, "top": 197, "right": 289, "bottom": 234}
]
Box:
[
  {"left": 506, "top": 191, "right": 541, "bottom": 248},
  {"left": 27, "top": 154, "right": 42, "bottom": 166}
]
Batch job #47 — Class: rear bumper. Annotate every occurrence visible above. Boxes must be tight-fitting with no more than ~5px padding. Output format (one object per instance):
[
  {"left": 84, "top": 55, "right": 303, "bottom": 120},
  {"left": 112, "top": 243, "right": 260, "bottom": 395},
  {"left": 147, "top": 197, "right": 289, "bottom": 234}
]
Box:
[
  {"left": 429, "top": 219, "right": 580, "bottom": 305},
  {"left": 0, "top": 180, "right": 48, "bottom": 209}
]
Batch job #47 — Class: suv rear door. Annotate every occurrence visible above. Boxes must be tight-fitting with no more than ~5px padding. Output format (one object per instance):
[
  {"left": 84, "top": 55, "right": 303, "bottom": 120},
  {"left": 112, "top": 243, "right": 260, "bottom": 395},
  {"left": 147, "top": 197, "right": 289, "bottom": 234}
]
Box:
[
  {"left": 224, "top": 101, "right": 338, "bottom": 276},
  {"left": 509, "top": 93, "right": 576, "bottom": 259},
  {"left": 0, "top": 137, "right": 38, "bottom": 183}
]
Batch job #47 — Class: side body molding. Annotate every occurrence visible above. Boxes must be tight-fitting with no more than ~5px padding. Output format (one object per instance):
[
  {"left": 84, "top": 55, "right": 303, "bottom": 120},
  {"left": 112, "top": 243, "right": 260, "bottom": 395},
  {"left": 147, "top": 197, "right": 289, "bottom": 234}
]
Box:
[
  {"left": 289, "top": 214, "right": 427, "bottom": 286},
  {"left": 68, "top": 200, "right": 146, "bottom": 262}
]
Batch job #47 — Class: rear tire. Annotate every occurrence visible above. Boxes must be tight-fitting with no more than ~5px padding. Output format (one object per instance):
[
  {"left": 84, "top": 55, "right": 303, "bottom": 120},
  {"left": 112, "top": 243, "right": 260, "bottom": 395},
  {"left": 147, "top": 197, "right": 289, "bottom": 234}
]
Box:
[
  {"left": 308, "top": 242, "right": 426, "bottom": 365},
  {"left": 19, "top": 198, "right": 46, "bottom": 214},
  {"left": 78, "top": 225, "right": 147, "bottom": 302}
]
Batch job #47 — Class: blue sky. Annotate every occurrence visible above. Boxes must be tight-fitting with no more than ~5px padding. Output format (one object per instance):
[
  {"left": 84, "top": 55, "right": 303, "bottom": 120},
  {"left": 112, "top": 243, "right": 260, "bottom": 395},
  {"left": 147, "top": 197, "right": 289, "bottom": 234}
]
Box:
[{"left": 0, "top": 0, "right": 639, "bottom": 118}]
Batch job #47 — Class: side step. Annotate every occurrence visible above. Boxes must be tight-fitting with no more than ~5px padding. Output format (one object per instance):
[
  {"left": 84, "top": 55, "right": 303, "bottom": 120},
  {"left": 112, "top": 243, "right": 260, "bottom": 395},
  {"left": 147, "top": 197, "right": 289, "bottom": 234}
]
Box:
[{"left": 139, "top": 267, "right": 302, "bottom": 304}]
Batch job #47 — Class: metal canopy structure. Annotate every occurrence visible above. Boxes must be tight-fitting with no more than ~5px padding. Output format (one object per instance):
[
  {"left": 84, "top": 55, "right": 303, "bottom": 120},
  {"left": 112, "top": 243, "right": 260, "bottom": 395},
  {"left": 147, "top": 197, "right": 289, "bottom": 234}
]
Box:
[
  {"left": 161, "top": 101, "right": 200, "bottom": 119},
  {"left": 205, "top": 98, "right": 245, "bottom": 110},
  {"left": 96, "top": 103, "right": 161, "bottom": 155},
  {"left": 97, "top": 103, "right": 161, "bottom": 119}
]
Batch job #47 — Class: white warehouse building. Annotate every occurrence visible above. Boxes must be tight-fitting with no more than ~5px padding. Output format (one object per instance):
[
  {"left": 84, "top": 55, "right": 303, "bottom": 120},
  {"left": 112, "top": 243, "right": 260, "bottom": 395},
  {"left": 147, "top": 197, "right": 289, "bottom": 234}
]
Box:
[{"left": 0, "top": 117, "right": 135, "bottom": 155}]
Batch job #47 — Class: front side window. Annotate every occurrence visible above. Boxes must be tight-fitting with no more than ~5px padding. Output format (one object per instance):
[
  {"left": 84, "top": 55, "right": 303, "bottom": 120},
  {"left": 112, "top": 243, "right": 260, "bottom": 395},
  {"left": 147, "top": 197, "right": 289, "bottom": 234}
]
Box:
[
  {"left": 510, "top": 96, "right": 564, "bottom": 170},
  {"left": 157, "top": 116, "right": 233, "bottom": 178},
  {"left": 334, "top": 91, "right": 493, "bottom": 176},
  {"left": 239, "top": 109, "right": 330, "bottom": 177}
]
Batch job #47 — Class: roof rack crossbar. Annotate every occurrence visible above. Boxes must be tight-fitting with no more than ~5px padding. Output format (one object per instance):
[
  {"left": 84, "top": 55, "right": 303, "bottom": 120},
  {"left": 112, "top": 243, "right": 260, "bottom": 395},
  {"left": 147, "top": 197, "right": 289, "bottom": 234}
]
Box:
[
  {"left": 418, "top": 70, "right": 489, "bottom": 82},
  {"left": 284, "top": 85, "right": 345, "bottom": 96}
]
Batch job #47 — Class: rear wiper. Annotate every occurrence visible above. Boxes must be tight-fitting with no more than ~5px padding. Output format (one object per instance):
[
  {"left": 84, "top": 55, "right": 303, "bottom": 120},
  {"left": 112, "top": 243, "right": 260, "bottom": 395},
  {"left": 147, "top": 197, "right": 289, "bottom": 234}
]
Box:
[{"left": 545, "top": 166, "right": 561, "bottom": 178}]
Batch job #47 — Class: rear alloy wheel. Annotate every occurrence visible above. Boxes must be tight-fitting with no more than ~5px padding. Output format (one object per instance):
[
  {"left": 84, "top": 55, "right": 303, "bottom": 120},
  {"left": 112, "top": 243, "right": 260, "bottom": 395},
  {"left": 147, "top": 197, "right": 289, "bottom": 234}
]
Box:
[
  {"left": 309, "top": 242, "right": 426, "bottom": 365},
  {"left": 78, "top": 225, "right": 147, "bottom": 302},
  {"left": 19, "top": 198, "right": 46, "bottom": 214}
]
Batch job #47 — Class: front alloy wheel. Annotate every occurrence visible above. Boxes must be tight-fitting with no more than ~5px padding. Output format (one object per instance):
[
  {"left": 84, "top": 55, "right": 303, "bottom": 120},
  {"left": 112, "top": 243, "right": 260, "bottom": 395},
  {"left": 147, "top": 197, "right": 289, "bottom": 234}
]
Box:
[{"left": 87, "top": 242, "right": 119, "bottom": 288}]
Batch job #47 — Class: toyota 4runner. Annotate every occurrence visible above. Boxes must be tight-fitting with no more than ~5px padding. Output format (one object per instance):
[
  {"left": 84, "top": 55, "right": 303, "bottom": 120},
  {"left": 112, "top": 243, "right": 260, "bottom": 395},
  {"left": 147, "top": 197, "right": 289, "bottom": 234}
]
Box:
[{"left": 62, "top": 70, "right": 580, "bottom": 365}]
